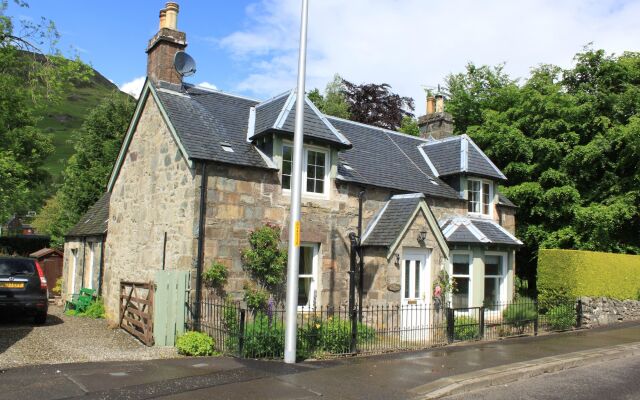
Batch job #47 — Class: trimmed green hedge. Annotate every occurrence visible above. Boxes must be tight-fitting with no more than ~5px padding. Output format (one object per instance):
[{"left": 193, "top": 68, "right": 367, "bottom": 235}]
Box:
[{"left": 538, "top": 249, "right": 640, "bottom": 307}]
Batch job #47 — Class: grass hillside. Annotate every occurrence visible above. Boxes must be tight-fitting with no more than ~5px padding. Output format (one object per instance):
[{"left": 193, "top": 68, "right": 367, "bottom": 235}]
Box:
[{"left": 36, "top": 67, "right": 131, "bottom": 180}]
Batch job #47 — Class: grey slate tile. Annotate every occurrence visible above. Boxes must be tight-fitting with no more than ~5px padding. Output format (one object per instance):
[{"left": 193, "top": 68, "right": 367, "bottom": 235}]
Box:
[
  {"left": 363, "top": 196, "right": 422, "bottom": 247},
  {"left": 66, "top": 193, "right": 110, "bottom": 237}
]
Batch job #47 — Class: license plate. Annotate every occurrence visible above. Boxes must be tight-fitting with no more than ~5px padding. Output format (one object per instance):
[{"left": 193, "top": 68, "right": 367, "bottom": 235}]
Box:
[{"left": 0, "top": 282, "right": 25, "bottom": 289}]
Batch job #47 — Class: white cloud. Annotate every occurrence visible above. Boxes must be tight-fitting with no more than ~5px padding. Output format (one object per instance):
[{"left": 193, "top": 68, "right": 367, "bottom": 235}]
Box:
[
  {"left": 197, "top": 81, "right": 218, "bottom": 90},
  {"left": 220, "top": 0, "right": 640, "bottom": 113},
  {"left": 119, "top": 76, "right": 145, "bottom": 99}
]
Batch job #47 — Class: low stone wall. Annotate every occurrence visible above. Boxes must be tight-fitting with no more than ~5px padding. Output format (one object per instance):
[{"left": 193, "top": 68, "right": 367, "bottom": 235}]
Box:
[{"left": 579, "top": 297, "right": 640, "bottom": 328}]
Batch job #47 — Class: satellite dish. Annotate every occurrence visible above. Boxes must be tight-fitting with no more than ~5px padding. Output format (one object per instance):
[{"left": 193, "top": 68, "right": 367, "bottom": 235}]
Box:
[{"left": 174, "top": 51, "right": 196, "bottom": 77}]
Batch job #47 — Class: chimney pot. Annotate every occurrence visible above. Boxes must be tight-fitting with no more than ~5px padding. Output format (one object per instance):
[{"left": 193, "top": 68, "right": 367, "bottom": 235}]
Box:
[
  {"left": 426, "top": 96, "right": 435, "bottom": 115},
  {"left": 435, "top": 94, "right": 445, "bottom": 113},
  {"left": 165, "top": 2, "right": 179, "bottom": 30},
  {"left": 159, "top": 9, "right": 167, "bottom": 29}
]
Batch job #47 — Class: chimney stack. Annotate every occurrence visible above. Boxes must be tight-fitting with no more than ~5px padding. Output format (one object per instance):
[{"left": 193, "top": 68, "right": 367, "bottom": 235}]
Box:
[
  {"left": 146, "top": 2, "right": 186, "bottom": 86},
  {"left": 417, "top": 90, "right": 454, "bottom": 140}
]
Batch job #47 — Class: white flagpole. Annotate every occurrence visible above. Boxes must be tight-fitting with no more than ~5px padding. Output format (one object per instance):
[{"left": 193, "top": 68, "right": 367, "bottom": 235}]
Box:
[{"left": 284, "top": 0, "right": 309, "bottom": 364}]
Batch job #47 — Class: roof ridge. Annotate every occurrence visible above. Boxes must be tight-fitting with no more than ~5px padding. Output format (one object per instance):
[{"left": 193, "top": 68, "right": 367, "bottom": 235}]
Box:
[
  {"left": 326, "top": 115, "right": 432, "bottom": 143},
  {"left": 184, "top": 84, "right": 261, "bottom": 102},
  {"left": 255, "top": 89, "right": 292, "bottom": 109}
]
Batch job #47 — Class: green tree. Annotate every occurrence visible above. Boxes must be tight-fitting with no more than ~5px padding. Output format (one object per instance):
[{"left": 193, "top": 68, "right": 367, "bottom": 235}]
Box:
[
  {"left": 398, "top": 116, "right": 420, "bottom": 136},
  {"left": 308, "top": 74, "right": 350, "bottom": 119},
  {"left": 445, "top": 48, "right": 640, "bottom": 289},
  {"left": 33, "top": 93, "right": 135, "bottom": 246},
  {"left": 0, "top": 0, "right": 91, "bottom": 223}
]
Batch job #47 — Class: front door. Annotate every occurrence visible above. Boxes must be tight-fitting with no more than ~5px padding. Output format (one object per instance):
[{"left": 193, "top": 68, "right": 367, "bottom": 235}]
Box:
[{"left": 401, "top": 248, "right": 430, "bottom": 340}]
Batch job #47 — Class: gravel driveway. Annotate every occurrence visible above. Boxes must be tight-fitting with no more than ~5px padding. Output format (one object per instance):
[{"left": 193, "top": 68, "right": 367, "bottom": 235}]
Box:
[{"left": 0, "top": 305, "right": 178, "bottom": 370}]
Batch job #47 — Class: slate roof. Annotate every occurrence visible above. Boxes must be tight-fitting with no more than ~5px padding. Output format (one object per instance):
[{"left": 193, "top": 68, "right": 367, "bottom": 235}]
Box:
[
  {"left": 329, "top": 117, "right": 462, "bottom": 200},
  {"left": 66, "top": 193, "right": 110, "bottom": 237},
  {"left": 362, "top": 195, "right": 423, "bottom": 247},
  {"left": 420, "top": 135, "right": 507, "bottom": 180},
  {"left": 155, "top": 82, "right": 271, "bottom": 169},
  {"left": 251, "top": 90, "right": 351, "bottom": 149},
  {"left": 497, "top": 193, "right": 517, "bottom": 208},
  {"left": 439, "top": 216, "right": 522, "bottom": 246},
  {"left": 148, "top": 82, "right": 514, "bottom": 203}
]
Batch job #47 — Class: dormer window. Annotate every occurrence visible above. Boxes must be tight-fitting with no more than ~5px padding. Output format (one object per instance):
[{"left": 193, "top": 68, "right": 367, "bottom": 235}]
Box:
[
  {"left": 282, "top": 143, "right": 329, "bottom": 196},
  {"left": 467, "top": 178, "right": 492, "bottom": 215}
]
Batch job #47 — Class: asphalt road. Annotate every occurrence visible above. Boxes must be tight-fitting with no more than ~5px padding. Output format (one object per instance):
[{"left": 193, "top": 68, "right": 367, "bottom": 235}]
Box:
[{"left": 443, "top": 355, "right": 640, "bottom": 400}]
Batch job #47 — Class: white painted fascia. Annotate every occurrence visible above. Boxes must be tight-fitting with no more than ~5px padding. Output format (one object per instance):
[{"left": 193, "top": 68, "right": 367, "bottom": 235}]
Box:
[
  {"left": 253, "top": 144, "right": 278, "bottom": 170},
  {"left": 107, "top": 80, "right": 193, "bottom": 192},
  {"left": 466, "top": 221, "right": 490, "bottom": 243},
  {"left": 417, "top": 144, "right": 440, "bottom": 177},
  {"left": 463, "top": 134, "right": 507, "bottom": 180},
  {"left": 255, "top": 90, "right": 290, "bottom": 109},
  {"left": 391, "top": 193, "right": 425, "bottom": 199},
  {"left": 304, "top": 96, "right": 351, "bottom": 146},
  {"left": 274, "top": 90, "right": 296, "bottom": 129},
  {"left": 246, "top": 106, "right": 256, "bottom": 142}
]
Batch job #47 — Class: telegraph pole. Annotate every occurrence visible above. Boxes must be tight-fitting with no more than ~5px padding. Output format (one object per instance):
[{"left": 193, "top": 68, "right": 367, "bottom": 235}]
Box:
[{"left": 284, "top": 0, "right": 309, "bottom": 364}]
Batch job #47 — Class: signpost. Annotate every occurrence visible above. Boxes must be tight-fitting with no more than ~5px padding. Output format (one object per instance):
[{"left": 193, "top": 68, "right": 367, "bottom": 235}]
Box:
[{"left": 284, "top": 0, "right": 310, "bottom": 364}]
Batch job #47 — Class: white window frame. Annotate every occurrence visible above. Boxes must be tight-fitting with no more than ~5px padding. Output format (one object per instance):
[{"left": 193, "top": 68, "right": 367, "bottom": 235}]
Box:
[
  {"left": 86, "top": 242, "right": 95, "bottom": 290},
  {"left": 70, "top": 248, "right": 78, "bottom": 295},
  {"left": 467, "top": 178, "right": 493, "bottom": 218},
  {"left": 298, "top": 243, "right": 319, "bottom": 310},
  {"left": 282, "top": 142, "right": 331, "bottom": 199},
  {"left": 483, "top": 251, "right": 508, "bottom": 312},
  {"left": 449, "top": 251, "right": 473, "bottom": 309}
]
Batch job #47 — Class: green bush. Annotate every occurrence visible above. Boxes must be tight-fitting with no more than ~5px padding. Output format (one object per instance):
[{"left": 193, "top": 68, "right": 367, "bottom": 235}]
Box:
[
  {"left": 454, "top": 316, "right": 479, "bottom": 341},
  {"left": 52, "top": 277, "right": 63, "bottom": 296},
  {"left": 203, "top": 262, "right": 228, "bottom": 288},
  {"left": 538, "top": 249, "right": 640, "bottom": 308},
  {"left": 546, "top": 305, "right": 576, "bottom": 330},
  {"left": 64, "top": 298, "right": 105, "bottom": 319},
  {"left": 316, "top": 317, "right": 375, "bottom": 354},
  {"left": 176, "top": 331, "right": 215, "bottom": 356},
  {"left": 242, "top": 314, "right": 285, "bottom": 358},
  {"left": 503, "top": 297, "right": 537, "bottom": 333},
  {"left": 241, "top": 224, "right": 287, "bottom": 292},
  {"left": 243, "top": 284, "right": 269, "bottom": 313},
  {"left": 82, "top": 298, "right": 105, "bottom": 318}
]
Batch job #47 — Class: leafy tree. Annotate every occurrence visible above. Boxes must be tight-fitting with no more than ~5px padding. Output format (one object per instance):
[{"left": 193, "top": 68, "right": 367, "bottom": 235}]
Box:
[
  {"left": 308, "top": 74, "right": 351, "bottom": 119},
  {"left": 0, "top": 0, "right": 91, "bottom": 223},
  {"left": 341, "top": 79, "right": 414, "bottom": 130},
  {"left": 398, "top": 116, "right": 420, "bottom": 136},
  {"left": 445, "top": 47, "right": 640, "bottom": 290},
  {"left": 33, "top": 93, "right": 135, "bottom": 246}
]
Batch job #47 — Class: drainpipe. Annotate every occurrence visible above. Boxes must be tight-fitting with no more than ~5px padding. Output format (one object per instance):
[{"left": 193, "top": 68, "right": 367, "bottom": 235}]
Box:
[
  {"left": 194, "top": 161, "right": 208, "bottom": 330},
  {"left": 357, "top": 190, "right": 365, "bottom": 322}
]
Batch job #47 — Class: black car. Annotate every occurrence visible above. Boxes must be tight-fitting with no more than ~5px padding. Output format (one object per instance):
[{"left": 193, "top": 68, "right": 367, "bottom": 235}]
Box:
[{"left": 0, "top": 256, "right": 48, "bottom": 324}]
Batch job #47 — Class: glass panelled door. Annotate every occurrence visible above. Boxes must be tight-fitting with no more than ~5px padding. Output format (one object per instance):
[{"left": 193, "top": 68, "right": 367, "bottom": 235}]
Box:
[{"left": 401, "top": 249, "right": 430, "bottom": 340}]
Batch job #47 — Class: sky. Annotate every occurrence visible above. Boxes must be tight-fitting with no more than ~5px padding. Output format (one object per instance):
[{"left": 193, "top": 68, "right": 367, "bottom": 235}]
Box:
[{"left": 7, "top": 0, "right": 640, "bottom": 114}]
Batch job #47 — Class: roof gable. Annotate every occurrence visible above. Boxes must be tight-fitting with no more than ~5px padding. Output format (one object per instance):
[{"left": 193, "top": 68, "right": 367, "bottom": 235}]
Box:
[
  {"left": 362, "top": 193, "right": 449, "bottom": 259},
  {"left": 251, "top": 90, "right": 351, "bottom": 149},
  {"left": 440, "top": 216, "right": 522, "bottom": 246},
  {"left": 420, "top": 135, "right": 507, "bottom": 180}
]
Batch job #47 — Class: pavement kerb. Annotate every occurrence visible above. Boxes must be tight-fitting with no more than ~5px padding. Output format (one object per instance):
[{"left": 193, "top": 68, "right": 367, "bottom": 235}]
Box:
[{"left": 409, "top": 342, "right": 640, "bottom": 399}]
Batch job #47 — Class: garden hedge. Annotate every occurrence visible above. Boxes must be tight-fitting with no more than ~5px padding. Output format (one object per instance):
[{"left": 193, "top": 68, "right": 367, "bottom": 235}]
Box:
[{"left": 538, "top": 249, "right": 640, "bottom": 307}]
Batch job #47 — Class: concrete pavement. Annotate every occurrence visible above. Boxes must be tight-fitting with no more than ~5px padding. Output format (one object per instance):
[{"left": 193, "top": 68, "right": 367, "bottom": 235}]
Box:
[{"left": 1, "top": 322, "right": 639, "bottom": 400}]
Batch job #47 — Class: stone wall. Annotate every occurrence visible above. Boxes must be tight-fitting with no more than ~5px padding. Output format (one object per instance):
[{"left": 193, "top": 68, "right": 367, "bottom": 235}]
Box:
[
  {"left": 200, "top": 159, "right": 458, "bottom": 308},
  {"left": 579, "top": 297, "right": 640, "bottom": 328},
  {"left": 103, "top": 95, "right": 199, "bottom": 322}
]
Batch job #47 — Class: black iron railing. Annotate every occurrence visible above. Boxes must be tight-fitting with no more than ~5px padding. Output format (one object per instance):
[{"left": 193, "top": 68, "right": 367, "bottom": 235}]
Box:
[{"left": 187, "top": 292, "right": 580, "bottom": 360}]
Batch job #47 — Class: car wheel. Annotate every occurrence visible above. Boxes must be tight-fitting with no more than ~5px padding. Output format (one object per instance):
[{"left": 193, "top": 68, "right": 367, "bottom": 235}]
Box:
[{"left": 34, "top": 312, "right": 47, "bottom": 325}]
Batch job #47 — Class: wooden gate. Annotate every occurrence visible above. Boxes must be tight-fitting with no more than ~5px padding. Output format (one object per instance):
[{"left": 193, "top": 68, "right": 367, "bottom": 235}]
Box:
[{"left": 119, "top": 281, "right": 154, "bottom": 346}]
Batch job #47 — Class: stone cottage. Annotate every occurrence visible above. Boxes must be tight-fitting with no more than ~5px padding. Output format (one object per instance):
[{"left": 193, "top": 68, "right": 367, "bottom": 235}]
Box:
[{"left": 81, "top": 3, "right": 522, "bottom": 325}]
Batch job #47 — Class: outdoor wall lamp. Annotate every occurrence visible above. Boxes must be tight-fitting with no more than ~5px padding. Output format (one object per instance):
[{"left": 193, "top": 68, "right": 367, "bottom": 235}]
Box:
[{"left": 417, "top": 230, "right": 428, "bottom": 242}]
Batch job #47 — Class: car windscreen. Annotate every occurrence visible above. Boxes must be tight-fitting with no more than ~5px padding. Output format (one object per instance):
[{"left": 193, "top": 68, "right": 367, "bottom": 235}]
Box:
[{"left": 0, "top": 259, "right": 35, "bottom": 276}]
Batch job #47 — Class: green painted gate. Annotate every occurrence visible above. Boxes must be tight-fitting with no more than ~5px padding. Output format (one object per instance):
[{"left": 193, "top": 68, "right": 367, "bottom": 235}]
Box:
[{"left": 154, "top": 270, "right": 189, "bottom": 346}]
